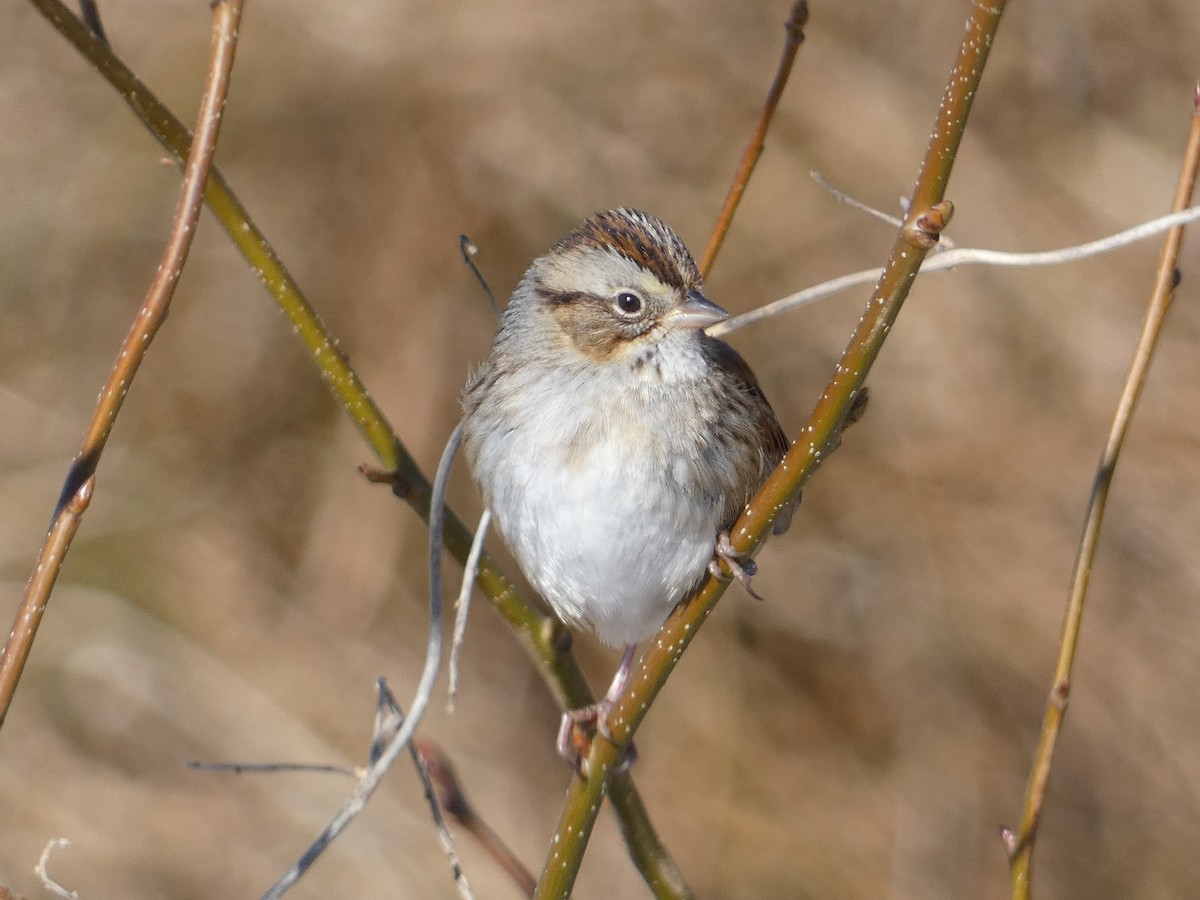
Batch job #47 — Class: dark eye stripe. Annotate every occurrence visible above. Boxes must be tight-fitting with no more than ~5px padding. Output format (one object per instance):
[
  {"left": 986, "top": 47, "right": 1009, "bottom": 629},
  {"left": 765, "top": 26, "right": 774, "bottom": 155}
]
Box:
[{"left": 534, "top": 287, "right": 588, "bottom": 306}]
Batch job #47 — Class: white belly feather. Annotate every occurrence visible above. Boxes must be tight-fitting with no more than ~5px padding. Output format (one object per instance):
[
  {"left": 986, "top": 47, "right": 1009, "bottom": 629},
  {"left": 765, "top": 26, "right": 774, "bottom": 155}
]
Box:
[{"left": 466, "top": 350, "right": 720, "bottom": 646}]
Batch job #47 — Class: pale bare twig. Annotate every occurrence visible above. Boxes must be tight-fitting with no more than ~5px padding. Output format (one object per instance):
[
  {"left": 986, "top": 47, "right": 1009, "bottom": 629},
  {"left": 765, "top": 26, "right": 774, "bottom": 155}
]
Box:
[
  {"left": 378, "top": 684, "right": 476, "bottom": 900},
  {"left": 447, "top": 232, "right": 499, "bottom": 709},
  {"left": 0, "top": 0, "right": 245, "bottom": 731},
  {"left": 1005, "top": 88, "right": 1200, "bottom": 900},
  {"left": 260, "top": 421, "right": 461, "bottom": 898},
  {"left": 809, "top": 170, "right": 959, "bottom": 248},
  {"left": 711, "top": 204, "right": 1200, "bottom": 336},
  {"left": 35, "top": 839, "right": 78, "bottom": 900},
  {"left": 809, "top": 171, "right": 907, "bottom": 232},
  {"left": 188, "top": 682, "right": 474, "bottom": 898},
  {"left": 449, "top": 509, "right": 491, "bottom": 709}
]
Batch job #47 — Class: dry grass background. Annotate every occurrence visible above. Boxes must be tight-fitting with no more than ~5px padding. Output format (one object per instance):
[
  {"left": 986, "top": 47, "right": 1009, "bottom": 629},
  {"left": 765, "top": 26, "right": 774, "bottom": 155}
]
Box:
[{"left": 1, "top": 1, "right": 1199, "bottom": 897}]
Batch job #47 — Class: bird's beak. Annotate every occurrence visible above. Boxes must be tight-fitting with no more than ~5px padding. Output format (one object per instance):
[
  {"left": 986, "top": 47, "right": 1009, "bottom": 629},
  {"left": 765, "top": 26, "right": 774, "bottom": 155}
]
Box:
[{"left": 670, "top": 290, "right": 729, "bottom": 330}]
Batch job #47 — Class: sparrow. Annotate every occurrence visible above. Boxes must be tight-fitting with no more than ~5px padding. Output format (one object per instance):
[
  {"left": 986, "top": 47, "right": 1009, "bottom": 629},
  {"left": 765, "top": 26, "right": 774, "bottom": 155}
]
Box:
[{"left": 461, "top": 208, "right": 793, "bottom": 760}]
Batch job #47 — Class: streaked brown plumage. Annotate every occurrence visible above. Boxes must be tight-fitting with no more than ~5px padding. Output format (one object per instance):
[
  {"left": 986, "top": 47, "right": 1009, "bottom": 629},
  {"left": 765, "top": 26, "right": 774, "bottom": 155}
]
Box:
[{"left": 462, "top": 208, "right": 793, "bottom": 649}]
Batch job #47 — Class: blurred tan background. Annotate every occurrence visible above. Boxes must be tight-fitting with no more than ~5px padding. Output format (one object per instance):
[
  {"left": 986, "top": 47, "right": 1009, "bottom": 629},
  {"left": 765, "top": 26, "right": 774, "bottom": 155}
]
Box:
[{"left": 2, "top": 1, "right": 1199, "bottom": 897}]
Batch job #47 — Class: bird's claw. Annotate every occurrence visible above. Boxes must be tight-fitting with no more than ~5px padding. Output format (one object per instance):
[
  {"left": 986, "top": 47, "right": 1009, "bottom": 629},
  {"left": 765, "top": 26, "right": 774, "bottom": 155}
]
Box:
[
  {"left": 709, "top": 532, "right": 764, "bottom": 600},
  {"left": 557, "top": 703, "right": 636, "bottom": 778}
]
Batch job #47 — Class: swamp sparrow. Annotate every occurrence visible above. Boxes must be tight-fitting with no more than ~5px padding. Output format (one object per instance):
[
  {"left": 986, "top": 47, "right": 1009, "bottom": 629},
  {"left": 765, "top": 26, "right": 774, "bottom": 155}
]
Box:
[{"left": 462, "top": 208, "right": 793, "bottom": 756}]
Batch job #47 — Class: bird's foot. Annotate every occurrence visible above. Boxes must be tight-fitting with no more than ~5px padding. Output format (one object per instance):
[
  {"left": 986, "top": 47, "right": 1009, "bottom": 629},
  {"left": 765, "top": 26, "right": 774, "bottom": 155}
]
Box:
[
  {"left": 708, "top": 532, "right": 764, "bottom": 600},
  {"left": 557, "top": 701, "right": 637, "bottom": 778}
]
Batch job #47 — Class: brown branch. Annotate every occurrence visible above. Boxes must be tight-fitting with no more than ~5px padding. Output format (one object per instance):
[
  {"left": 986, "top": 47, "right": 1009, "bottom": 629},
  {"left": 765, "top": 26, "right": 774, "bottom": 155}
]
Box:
[
  {"left": 534, "top": 2, "right": 1010, "bottom": 896},
  {"left": 698, "top": 0, "right": 808, "bottom": 280},
  {"left": 0, "top": 479, "right": 92, "bottom": 726},
  {"left": 1005, "top": 86, "right": 1200, "bottom": 900},
  {"left": 0, "top": 0, "right": 245, "bottom": 730},
  {"left": 416, "top": 738, "right": 537, "bottom": 898}
]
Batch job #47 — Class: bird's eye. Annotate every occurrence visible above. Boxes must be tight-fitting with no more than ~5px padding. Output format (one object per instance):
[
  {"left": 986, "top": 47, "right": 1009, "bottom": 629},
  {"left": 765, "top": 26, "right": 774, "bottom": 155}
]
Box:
[{"left": 615, "top": 291, "right": 644, "bottom": 315}]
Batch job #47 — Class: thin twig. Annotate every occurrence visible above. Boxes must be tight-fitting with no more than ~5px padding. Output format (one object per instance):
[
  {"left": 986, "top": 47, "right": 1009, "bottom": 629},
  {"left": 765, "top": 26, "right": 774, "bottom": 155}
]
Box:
[
  {"left": 1006, "top": 87, "right": 1200, "bottom": 900},
  {"left": 260, "top": 423, "right": 462, "bottom": 898},
  {"left": 0, "top": 0, "right": 244, "bottom": 731},
  {"left": 187, "top": 761, "right": 359, "bottom": 777},
  {"left": 534, "top": 3, "right": 1010, "bottom": 896},
  {"left": 809, "top": 171, "right": 907, "bottom": 232},
  {"left": 460, "top": 234, "right": 499, "bottom": 317},
  {"left": 369, "top": 677, "right": 405, "bottom": 766},
  {"left": 35, "top": 839, "right": 78, "bottom": 900},
  {"left": 190, "top": 683, "right": 474, "bottom": 897},
  {"left": 416, "top": 737, "right": 537, "bottom": 898},
  {"left": 449, "top": 509, "right": 491, "bottom": 709},
  {"left": 381, "top": 686, "right": 476, "bottom": 900},
  {"left": 809, "top": 170, "right": 959, "bottom": 248},
  {"left": 711, "top": 205, "right": 1200, "bottom": 336},
  {"left": 698, "top": 0, "right": 808, "bottom": 279},
  {"left": 0, "top": 478, "right": 90, "bottom": 728}
]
